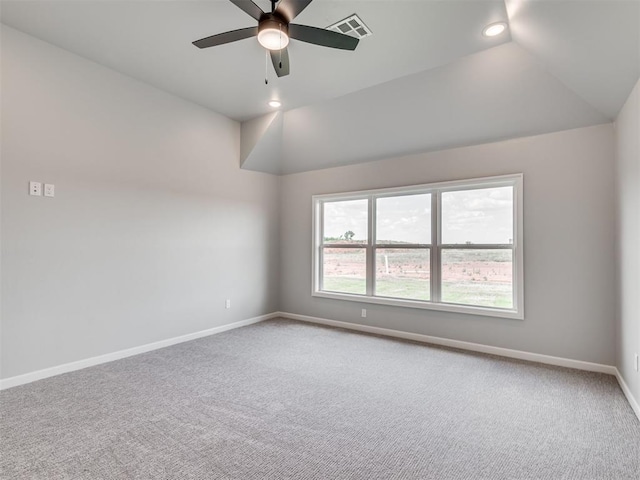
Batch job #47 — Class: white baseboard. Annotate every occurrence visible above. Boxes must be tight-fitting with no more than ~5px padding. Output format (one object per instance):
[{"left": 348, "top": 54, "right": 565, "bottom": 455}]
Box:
[
  {"left": 0, "top": 312, "right": 278, "bottom": 390},
  {"left": 615, "top": 368, "right": 640, "bottom": 421},
  {"left": 5, "top": 311, "right": 637, "bottom": 423},
  {"left": 277, "top": 312, "right": 617, "bottom": 375},
  {"left": 278, "top": 312, "right": 640, "bottom": 419}
]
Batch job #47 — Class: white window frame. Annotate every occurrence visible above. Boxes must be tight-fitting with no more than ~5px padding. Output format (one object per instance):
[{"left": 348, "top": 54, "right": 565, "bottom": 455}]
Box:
[{"left": 312, "top": 174, "right": 524, "bottom": 320}]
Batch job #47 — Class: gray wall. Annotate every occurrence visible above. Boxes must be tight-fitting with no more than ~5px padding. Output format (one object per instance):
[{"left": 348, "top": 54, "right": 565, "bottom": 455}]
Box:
[
  {"left": 615, "top": 79, "right": 640, "bottom": 401},
  {"left": 0, "top": 27, "right": 280, "bottom": 379},
  {"left": 0, "top": 26, "right": 625, "bottom": 382},
  {"left": 280, "top": 124, "right": 616, "bottom": 365}
]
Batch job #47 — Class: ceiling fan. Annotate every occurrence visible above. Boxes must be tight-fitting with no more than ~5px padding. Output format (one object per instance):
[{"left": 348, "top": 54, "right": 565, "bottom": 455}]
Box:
[{"left": 192, "top": 0, "right": 359, "bottom": 78}]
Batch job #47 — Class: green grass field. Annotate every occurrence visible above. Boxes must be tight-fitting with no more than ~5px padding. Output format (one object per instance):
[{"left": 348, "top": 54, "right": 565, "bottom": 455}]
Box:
[
  {"left": 322, "top": 277, "right": 366, "bottom": 295},
  {"left": 322, "top": 276, "right": 431, "bottom": 300},
  {"left": 441, "top": 282, "right": 512, "bottom": 308},
  {"left": 376, "top": 277, "right": 430, "bottom": 301},
  {"left": 323, "top": 276, "right": 512, "bottom": 308}
]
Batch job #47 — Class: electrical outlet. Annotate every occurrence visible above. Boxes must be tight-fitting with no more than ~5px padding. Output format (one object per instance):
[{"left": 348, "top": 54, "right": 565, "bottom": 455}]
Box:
[
  {"left": 29, "top": 181, "right": 42, "bottom": 196},
  {"left": 225, "top": 299, "right": 231, "bottom": 309},
  {"left": 361, "top": 309, "right": 367, "bottom": 318},
  {"left": 635, "top": 353, "right": 639, "bottom": 372},
  {"left": 44, "top": 184, "right": 55, "bottom": 197}
]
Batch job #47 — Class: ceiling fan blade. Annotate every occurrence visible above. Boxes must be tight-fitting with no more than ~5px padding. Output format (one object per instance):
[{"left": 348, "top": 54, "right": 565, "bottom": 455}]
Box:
[
  {"left": 193, "top": 26, "right": 258, "bottom": 49},
  {"left": 276, "top": 0, "right": 314, "bottom": 22},
  {"left": 270, "top": 47, "right": 290, "bottom": 77},
  {"left": 229, "top": 0, "right": 264, "bottom": 21},
  {"left": 289, "top": 24, "right": 359, "bottom": 50}
]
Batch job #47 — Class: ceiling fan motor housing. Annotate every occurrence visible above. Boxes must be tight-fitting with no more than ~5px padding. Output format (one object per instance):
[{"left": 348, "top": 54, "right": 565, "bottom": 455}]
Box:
[{"left": 258, "top": 13, "right": 290, "bottom": 50}]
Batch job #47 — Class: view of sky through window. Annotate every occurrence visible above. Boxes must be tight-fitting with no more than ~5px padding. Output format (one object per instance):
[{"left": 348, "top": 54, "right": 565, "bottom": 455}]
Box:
[
  {"left": 442, "top": 186, "right": 513, "bottom": 244},
  {"left": 323, "top": 199, "right": 368, "bottom": 243},
  {"left": 376, "top": 194, "right": 431, "bottom": 244}
]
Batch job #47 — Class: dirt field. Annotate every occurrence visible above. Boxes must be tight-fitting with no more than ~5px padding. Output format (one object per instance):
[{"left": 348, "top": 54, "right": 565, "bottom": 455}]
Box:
[
  {"left": 323, "top": 248, "right": 512, "bottom": 283},
  {"left": 322, "top": 248, "right": 513, "bottom": 308}
]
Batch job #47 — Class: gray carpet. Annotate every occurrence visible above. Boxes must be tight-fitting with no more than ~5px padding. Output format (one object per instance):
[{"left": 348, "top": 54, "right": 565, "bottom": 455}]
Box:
[{"left": 1, "top": 319, "right": 639, "bottom": 480}]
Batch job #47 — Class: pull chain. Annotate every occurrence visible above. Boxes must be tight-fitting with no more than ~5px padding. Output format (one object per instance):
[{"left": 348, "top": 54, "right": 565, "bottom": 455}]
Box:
[
  {"left": 265, "top": 49, "right": 268, "bottom": 84},
  {"left": 279, "top": 24, "right": 283, "bottom": 69}
]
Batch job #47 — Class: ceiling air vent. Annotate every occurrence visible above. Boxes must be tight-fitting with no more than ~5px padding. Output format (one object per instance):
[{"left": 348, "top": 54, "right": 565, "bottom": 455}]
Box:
[{"left": 327, "top": 14, "right": 372, "bottom": 39}]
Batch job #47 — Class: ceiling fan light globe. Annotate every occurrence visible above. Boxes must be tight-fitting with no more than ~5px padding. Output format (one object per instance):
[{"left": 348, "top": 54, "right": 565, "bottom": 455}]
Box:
[{"left": 258, "top": 28, "right": 290, "bottom": 50}]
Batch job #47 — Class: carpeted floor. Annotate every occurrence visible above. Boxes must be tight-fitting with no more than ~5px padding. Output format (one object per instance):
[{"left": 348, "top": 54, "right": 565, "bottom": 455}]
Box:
[{"left": 1, "top": 319, "right": 639, "bottom": 479}]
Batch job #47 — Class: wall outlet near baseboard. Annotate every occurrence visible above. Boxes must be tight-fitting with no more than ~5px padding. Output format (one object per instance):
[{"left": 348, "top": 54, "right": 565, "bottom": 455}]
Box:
[
  {"left": 361, "top": 309, "right": 367, "bottom": 318},
  {"left": 225, "top": 299, "right": 231, "bottom": 309}
]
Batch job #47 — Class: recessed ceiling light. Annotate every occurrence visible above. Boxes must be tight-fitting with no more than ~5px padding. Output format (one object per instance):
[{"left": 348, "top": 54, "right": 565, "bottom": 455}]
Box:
[
  {"left": 482, "top": 22, "right": 507, "bottom": 37},
  {"left": 268, "top": 100, "right": 281, "bottom": 108}
]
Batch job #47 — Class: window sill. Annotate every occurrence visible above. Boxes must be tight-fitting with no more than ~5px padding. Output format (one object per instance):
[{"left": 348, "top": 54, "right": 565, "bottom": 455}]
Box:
[{"left": 312, "top": 290, "right": 524, "bottom": 320}]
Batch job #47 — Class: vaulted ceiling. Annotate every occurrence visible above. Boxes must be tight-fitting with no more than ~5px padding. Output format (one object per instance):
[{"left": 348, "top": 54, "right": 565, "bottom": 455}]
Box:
[{"left": 2, "top": 0, "right": 639, "bottom": 174}]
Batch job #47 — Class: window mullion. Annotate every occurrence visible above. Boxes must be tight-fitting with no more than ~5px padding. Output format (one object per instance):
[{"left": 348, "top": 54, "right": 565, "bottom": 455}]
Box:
[
  {"left": 432, "top": 191, "right": 441, "bottom": 303},
  {"left": 512, "top": 183, "right": 520, "bottom": 312},
  {"left": 317, "top": 201, "right": 324, "bottom": 292},
  {"left": 366, "top": 195, "right": 375, "bottom": 297}
]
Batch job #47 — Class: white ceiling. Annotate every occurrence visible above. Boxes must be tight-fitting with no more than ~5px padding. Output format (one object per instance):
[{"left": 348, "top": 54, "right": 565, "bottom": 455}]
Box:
[
  {"left": 0, "top": 0, "right": 511, "bottom": 121},
  {"left": 506, "top": 0, "right": 640, "bottom": 119},
  {"left": 276, "top": 41, "right": 610, "bottom": 174},
  {"left": 1, "top": 0, "right": 639, "bottom": 174}
]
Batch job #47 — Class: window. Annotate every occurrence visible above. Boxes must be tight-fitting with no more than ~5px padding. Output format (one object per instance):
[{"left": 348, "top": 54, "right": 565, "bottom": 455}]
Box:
[{"left": 312, "top": 174, "right": 524, "bottom": 319}]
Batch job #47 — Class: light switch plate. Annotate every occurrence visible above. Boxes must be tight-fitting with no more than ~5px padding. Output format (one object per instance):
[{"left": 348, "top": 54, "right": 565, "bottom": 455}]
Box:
[
  {"left": 29, "top": 181, "right": 42, "bottom": 196},
  {"left": 44, "top": 184, "right": 55, "bottom": 197}
]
